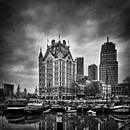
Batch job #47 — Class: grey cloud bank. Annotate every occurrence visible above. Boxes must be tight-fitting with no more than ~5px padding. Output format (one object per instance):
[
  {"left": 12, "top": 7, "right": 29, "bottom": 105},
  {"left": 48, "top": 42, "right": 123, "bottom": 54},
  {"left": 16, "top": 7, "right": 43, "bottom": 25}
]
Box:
[{"left": 0, "top": 0, "right": 129, "bottom": 92}]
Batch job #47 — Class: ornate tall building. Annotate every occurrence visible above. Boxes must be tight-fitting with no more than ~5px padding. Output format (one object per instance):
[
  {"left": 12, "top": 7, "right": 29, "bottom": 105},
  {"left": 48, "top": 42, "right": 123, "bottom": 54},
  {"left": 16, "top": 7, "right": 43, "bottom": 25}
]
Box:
[
  {"left": 99, "top": 37, "right": 118, "bottom": 93},
  {"left": 39, "top": 39, "right": 75, "bottom": 99}
]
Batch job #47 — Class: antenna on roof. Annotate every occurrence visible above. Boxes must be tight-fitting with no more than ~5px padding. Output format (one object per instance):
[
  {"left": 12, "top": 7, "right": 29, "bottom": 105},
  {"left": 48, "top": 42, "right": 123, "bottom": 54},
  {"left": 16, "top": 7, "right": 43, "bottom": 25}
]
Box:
[
  {"left": 59, "top": 34, "right": 61, "bottom": 41},
  {"left": 40, "top": 47, "right": 42, "bottom": 52},
  {"left": 47, "top": 38, "right": 49, "bottom": 46},
  {"left": 107, "top": 36, "right": 109, "bottom": 42}
]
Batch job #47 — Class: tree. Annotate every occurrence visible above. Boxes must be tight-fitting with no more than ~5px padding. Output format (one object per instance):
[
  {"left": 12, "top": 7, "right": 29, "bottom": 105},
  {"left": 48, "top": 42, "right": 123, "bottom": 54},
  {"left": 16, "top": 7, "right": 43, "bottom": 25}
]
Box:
[
  {"left": 71, "top": 81, "right": 80, "bottom": 96},
  {"left": 84, "top": 81, "right": 100, "bottom": 96},
  {"left": 123, "top": 77, "right": 130, "bottom": 84},
  {"left": 123, "top": 77, "right": 130, "bottom": 97}
]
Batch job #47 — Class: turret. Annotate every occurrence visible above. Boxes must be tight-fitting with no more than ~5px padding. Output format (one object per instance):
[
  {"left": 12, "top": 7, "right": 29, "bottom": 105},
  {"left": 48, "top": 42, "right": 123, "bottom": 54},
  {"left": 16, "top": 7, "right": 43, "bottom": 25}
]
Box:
[
  {"left": 63, "top": 40, "right": 66, "bottom": 46},
  {"left": 39, "top": 48, "right": 43, "bottom": 63},
  {"left": 51, "top": 39, "right": 55, "bottom": 46},
  {"left": 39, "top": 48, "right": 43, "bottom": 57}
]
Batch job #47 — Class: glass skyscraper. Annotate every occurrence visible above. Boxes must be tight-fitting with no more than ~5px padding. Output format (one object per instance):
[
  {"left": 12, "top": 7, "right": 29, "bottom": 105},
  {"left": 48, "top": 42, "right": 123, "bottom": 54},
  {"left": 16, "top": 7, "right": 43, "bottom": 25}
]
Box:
[
  {"left": 99, "top": 37, "right": 118, "bottom": 93},
  {"left": 88, "top": 64, "right": 98, "bottom": 80}
]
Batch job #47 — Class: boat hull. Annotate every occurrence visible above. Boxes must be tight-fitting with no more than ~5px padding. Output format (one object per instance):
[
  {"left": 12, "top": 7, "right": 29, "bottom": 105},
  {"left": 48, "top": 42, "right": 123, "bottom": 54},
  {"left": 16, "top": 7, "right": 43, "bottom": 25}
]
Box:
[
  {"left": 5, "top": 112, "right": 25, "bottom": 123},
  {"left": 110, "top": 113, "right": 130, "bottom": 122},
  {"left": 24, "top": 102, "right": 44, "bottom": 115},
  {"left": 25, "top": 115, "right": 42, "bottom": 124},
  {"left": 7, "top": 115, "right": 25, "bottom": 123},
  {"left": 110, "top": 106, "right": 130, "bottom": 114},
  {"left": 66, "top": 110, "right": 77, "bottom": 113},
  {"left": 25, "top": 107, "right": 43, "bottom": 114},
  {"left": 51, "top": 105, "right": 65, "bottom": 112},
  {"left": 87, "top": 110, "right": 96, "bottom": 116},
  {"left": 5, "top": 107, "right": 25, "bottom": 115},
  {"left": 65, "top": 106, "right": 77, "bottom": 113},
  {"left": 43, "top": 108, "right": 51, "bottom": 114},
  {"left": 89, "top": 104, "right": 110, "bottom": 114},
  {"left": 77, "top": 107, "right": 89, "bottom": 113}
]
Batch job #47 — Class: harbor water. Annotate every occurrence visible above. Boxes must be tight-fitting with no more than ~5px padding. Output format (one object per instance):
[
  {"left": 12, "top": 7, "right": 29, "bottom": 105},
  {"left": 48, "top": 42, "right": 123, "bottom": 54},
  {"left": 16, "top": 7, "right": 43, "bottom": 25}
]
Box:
[{"left": 0, "top": 113, "right": 129, "bottom": 130}]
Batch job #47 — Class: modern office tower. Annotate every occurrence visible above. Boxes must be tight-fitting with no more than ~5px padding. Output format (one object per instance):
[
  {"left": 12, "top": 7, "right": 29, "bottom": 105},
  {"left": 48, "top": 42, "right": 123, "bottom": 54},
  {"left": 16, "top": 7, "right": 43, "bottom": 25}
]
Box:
[
  {"left": 0, "top": 81, "right": 14, "bottom": 97},
  {"left": 4, "top": 83, "right": 14, "bottom": 97},
  {"left": 39, "top": 39, "right": 75, "bottom": 99},
  {"left": 99, "top": 37, "right": 118, "bottom": 93},
  {"left": 88, "top": 64, "right": 98, "bottom": 80},
  {"left": 75, "top": 57, "right": 84, "bottom": 82},
  {"left": 76, "top": 57, "right": 84, "bottom": 75}
]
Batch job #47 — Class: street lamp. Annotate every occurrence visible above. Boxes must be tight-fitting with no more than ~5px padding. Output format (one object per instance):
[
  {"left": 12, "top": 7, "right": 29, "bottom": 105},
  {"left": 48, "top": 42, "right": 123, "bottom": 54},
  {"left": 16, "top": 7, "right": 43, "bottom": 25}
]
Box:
[
  {"left": 75, "top": 85, "right": 76, "bottom": 99},
  {"left": 59, "top": 86, "right": 62, "bottom": 100}
]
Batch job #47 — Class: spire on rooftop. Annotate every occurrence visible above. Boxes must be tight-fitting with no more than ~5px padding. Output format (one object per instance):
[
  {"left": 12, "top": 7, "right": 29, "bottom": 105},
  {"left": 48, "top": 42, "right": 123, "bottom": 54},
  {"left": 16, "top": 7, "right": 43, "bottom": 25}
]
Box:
[{"left": 39, "top": 48, "right": 43, "bottom": 57}]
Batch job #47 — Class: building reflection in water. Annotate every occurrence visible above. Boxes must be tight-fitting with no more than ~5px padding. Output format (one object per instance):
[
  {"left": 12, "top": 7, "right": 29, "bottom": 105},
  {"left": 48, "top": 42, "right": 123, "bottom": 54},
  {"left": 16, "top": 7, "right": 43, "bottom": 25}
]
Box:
[
  {"left": 38, "top": 113, "right": 117, "bottom": 130},
  {"left": 2, "top": 113, "right": 130, "bottom": 130}
]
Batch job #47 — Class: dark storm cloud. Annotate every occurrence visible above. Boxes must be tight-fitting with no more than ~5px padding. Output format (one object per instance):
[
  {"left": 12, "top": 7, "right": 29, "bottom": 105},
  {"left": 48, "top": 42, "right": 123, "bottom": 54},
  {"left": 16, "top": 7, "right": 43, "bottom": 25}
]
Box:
[
  {"left": 20, "top": 0, "right": 129, "bottom": 43},
  {"left": 91, "top": 0, "right": 130, "bottom": 40},
  {"left": 0, "top": 0, "right": 129, "bottom": 91},
  {"left": 0, "top": 0, "right": 37, "bottom": 67}
]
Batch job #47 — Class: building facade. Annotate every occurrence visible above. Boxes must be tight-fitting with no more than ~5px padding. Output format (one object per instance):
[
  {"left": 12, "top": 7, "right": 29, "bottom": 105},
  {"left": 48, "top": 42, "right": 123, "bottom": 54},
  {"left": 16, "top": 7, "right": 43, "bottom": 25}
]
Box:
[
  {"left": 99, "top": 37, "right": 118, "bottom": 94},
  {"left": 112, "top": 83, "right": 130, "bottom": 97},
  {"left": 88, "top": 64, "right": 98, "bottom": 80},
  {"left": 4, "top": 83, "right": 14, "bottom": 97},
  {"left": 0, "top": 81, "right": 14, "bottom": 98},
  {"left": 75, "top": 57, "right": 84, "bottom": 82},
  {"left": 100, "top": 82, "right": 111, "bottom": 98},
  {"left": 39, "top": 39, "right": 76, "bottom": 99}
]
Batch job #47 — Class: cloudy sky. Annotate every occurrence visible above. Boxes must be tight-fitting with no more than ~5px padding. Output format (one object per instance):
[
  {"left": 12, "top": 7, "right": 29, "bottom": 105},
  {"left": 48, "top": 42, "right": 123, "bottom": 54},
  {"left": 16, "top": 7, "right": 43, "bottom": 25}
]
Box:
[{"left": 0, "top": 0, "right": 130, "bottom": 93}]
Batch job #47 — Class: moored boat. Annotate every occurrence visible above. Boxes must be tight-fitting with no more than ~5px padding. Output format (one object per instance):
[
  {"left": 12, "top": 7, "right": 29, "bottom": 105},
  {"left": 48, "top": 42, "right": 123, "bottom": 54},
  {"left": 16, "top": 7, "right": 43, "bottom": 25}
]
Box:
[
  {"left": 43, "top": 108, "right": 51, "bottom": 114},
  {"left": 5, "top": 99, "right": 27, "bottom": 115},
  {"left": 89, "top": 103, "right": 108, "bottom": 114},
  {"left": 77, "top": 104, "right": 89, "bottom": 113},
  {"left": 110, "top": 105, "right": 130, "bottom": 114},
  {"left": 51, "top": 104, "right": 65, "bottom": 112},
  {"left": 24, "top": 102, "right": 44, "bottom": 114},
  {"left": 6, "top": 114, "right": 25, "bottom": 123},
  {"left": 102, "top": 104, "right": 111, "bottom": 114},
  {"left": 43, "top": 102, "right": 51, "bottom": 112},
  {"left": 25, "top": 115, "right": 43, "bottom": 124},
  {"left": 65, "top": 106, "right": 77, "bottom": 113},
  {"left": 110, "top": 113, "right": 130, "bottom": 122},
  {"left": 87, "top": 110, "right": 96, "bottom": 116},
  {"left": 0, "top": 104, "right": 7, "bottom": 115}
]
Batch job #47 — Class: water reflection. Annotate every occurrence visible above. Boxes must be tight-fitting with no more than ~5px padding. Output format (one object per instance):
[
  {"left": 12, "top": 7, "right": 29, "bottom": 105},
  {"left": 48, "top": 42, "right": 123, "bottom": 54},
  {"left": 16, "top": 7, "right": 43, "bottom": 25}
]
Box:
[{"left": 0, "top": 113, "right": 130, "bottom": 130}]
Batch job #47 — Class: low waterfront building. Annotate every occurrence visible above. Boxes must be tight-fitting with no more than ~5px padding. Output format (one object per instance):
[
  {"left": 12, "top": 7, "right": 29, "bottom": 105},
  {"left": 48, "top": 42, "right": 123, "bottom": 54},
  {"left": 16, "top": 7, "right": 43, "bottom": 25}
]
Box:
[
  {"left": 4, "top": 83, "right": 14, "bottom": 97},
  {"left": 20, "top": 88, "right": 28, "bottom": 98},
  {"left": 0, "top": 81, "right": 14, "bottom": 99},
  {"left": 100, "top": 82, "right": 111, "bottom": 98},
  {"left": 112, "top": 83, "right": 130, "bottom": 97}
]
